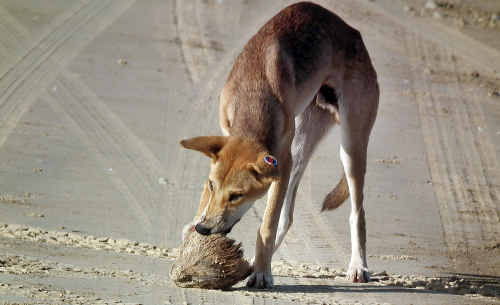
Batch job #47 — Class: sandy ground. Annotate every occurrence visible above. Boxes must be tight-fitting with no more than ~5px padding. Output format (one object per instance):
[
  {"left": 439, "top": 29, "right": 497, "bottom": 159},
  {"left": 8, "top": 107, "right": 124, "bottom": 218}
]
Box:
[{"left": 0, "top": 0, "right": 499, "bottom": 304}]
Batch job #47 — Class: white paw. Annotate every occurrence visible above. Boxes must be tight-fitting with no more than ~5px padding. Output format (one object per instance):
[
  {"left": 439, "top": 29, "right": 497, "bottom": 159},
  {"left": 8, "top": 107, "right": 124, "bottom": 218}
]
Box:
[
  {"left": 346, "top": 263, "right": 369, "bottom": 283},
  {"left": 246, "top": 271, "right": 274, "bottom": 289}
]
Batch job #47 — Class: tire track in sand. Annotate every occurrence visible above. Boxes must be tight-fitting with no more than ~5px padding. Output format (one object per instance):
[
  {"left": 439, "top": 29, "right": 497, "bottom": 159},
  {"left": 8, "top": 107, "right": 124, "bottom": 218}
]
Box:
[
  {"left": 0, "top": 0, "right": 135, "bottom": 149},
  {"left": 0, "top": 5, "right": 30, "bottom": 76},
  {"left": 0, "top": 0, "right": 89, "bottom": 80},
  {"left": 43, "top": 76, "right": 153, "bottom": 234},
  {"left": 405, "top": 33, "right": 500, "bottom": 269},
  {"left": 45, "top": 66, "right": 191, "bottom": 235},
  {"left": 172, "top": 0, "right": 232, "bottom": 85},
  {"left": 173, "top": 0, "right": 207, "bottom": 84}
]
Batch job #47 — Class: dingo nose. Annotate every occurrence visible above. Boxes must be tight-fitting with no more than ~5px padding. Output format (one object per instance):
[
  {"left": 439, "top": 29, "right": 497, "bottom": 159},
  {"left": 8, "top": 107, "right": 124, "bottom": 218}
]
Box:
[{"left": 195, "top": 223, "right": 211, "bottom": 235}]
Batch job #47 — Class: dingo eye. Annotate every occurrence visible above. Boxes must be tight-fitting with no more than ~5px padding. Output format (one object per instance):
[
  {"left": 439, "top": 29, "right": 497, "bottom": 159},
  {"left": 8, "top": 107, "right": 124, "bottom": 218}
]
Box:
[
  {"left": 229, "top": 193, "right": 243, "bottom": 202},
  {"left": 208, "top": 180, "right": 214, "bottom": 192}
]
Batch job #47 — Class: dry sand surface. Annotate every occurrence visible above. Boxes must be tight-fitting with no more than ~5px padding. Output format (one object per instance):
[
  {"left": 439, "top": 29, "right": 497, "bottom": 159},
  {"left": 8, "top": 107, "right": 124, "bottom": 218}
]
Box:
[{"left": 0, "top": 0, "right": 499, "bottom": 304}]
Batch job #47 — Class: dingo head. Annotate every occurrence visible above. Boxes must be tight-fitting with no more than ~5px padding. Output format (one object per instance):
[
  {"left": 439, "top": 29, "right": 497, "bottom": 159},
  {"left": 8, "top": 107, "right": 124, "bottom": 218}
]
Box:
[{"left": 180, "top": 136, "right": 279, "bottom": 235}]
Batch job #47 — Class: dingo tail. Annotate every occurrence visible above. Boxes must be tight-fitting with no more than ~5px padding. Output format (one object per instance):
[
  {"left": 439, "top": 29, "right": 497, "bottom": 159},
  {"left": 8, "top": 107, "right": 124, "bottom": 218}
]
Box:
[{"left": 321, "top": 173, "right": 349, "bottom": 211}]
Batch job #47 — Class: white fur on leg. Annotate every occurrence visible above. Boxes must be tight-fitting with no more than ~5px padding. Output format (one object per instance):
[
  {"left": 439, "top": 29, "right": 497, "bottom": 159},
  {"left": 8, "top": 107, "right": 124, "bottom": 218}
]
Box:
[
  {"left": 347, "top": 210, "right": 369, "bottom": 282},
  {"left": 273, "top": 148, "right": 303, "bottom": 252},
  {"left": 274, "top": 164, "right": 300, "bottom": 251},
  {"left": 339, "top": 144, "right": 352, "bottom": 170},
  {"left": 274, "top": 195, "right": 293, "bottom": 252},
  {"left": 340, "top": 145, "right": 369, "bottom": 283}
]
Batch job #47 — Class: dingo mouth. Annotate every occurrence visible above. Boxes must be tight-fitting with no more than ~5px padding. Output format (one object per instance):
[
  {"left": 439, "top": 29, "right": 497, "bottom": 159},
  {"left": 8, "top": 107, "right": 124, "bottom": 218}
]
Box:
[{"left": 195, "top": 218, "right": 241, "bottom": 236}]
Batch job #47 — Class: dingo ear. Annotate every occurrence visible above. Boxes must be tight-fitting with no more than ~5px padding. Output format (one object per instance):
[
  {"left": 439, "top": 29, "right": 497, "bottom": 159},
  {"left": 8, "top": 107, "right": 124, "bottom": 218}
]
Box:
[
  {"left": 248, "top": 154, "right": 280, "bottom": 182},
  {"left": 180, "top": 136, "right": 228, "bottom": 159}
]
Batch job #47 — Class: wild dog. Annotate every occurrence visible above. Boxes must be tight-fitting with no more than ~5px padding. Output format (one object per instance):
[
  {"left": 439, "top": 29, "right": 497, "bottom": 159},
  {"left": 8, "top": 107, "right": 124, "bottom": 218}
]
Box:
[{"left": 180, "top": 2, "right": 379, "bottom": 288}]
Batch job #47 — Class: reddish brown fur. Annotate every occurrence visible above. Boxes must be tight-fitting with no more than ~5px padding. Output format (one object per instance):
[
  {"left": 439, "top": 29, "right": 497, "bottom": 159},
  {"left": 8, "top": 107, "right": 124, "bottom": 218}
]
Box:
[{"left": 220, "top": 2, "right": 363, "bottom": 149}]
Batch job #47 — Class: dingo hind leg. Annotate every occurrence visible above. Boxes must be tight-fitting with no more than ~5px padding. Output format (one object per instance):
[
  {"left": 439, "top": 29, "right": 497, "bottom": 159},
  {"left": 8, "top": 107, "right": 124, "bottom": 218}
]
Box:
[
  {"left": 338, "top": 54, "right": 379, "bottom": 283},
  {"left": 274, "top": 97, "right": 337, "bottom": 253}
]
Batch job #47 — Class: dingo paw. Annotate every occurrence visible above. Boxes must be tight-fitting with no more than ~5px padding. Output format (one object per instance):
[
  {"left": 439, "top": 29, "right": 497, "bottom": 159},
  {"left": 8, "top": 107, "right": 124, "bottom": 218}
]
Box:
[
  {"left": 246, "top": 271, "right": 273, "bottom": 289},
  {"left": 346, "top": 264, "right": 369, "bottom": 283}
]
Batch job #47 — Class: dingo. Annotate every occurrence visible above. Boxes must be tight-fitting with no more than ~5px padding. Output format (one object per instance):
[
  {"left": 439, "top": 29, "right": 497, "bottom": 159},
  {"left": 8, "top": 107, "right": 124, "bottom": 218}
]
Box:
[{"left": 180, "top": 2, "right": 379, "bottom": 288}]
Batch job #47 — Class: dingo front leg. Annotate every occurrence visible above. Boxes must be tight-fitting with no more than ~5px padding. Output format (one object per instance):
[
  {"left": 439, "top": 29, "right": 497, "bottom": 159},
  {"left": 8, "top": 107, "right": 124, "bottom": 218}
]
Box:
[{"left": 247, "top": 152, "right": 292, "bottom": 289}]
